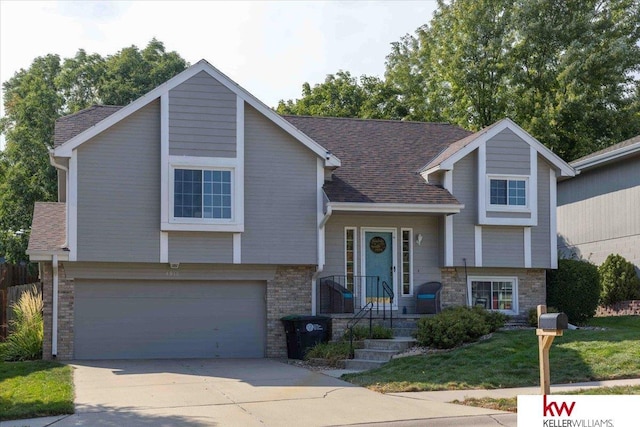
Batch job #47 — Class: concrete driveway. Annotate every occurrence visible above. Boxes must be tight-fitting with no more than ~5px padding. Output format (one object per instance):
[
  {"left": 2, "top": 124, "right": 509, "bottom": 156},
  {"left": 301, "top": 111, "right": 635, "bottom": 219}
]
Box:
[{"left": 12, "top": 359, "right": 515, "bottom": 426}]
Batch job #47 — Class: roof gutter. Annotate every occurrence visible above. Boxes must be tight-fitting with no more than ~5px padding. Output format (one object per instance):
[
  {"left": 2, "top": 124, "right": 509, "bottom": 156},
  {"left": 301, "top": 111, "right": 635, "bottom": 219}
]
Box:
[{"left": 571, "top": 141, "right": 640, "bottom": 171}]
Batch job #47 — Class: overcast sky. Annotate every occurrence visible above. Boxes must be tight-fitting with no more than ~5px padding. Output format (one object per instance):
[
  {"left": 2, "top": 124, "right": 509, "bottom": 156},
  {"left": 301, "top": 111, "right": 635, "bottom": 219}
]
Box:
[{"left": 0, "top": 0, "right": 438, "bottom": 149}]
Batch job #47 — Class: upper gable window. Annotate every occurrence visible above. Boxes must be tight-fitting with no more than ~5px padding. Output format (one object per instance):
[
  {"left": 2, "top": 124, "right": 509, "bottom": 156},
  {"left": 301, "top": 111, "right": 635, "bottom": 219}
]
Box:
[
  {"left": 490, "top": 178, "right": 526, "bottom": 206},
  {"left": 487, "top": 175, "right": 529, "bottom": 211},
  {"left": 174, "top": 169, "right": 232, "bottom": 219},
  {"left": 165, "top": 156, "right": 243, "bottom": 232}
]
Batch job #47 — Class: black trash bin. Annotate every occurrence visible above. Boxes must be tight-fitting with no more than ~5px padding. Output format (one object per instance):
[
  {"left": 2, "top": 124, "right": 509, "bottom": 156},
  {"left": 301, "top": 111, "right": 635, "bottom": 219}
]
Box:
[{"left": 281, "top": 315, "right": 332, "bottom": 359}]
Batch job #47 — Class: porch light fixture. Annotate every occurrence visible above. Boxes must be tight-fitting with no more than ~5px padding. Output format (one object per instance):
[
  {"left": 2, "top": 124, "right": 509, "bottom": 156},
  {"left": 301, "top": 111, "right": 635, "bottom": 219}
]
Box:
[
  {"left": 169, "top": 263, "right": 180, "bottom": 269},
  {"left": 416, "top": 234, "right": 423, "bottom": 246}
]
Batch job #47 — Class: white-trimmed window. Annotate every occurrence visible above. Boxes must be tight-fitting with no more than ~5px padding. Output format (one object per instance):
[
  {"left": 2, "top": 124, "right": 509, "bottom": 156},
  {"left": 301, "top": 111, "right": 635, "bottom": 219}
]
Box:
[
  {"left": 468, "top": 277, "right": 517, "bottom": 313},
  {"left": 164, "top": 155, "right": 243, "bottom": 232},
  {"left": 487, "top": 175, "right": 529, "bottom": 210},
  {"left": 401, "top": 228, "right": 413, "bottom": 296},
  {"left": 174, "top": 169, "right": 232, "bottom": 219},
  {"left": 345, "top": 227, "right": 356, "bottom": 291}
]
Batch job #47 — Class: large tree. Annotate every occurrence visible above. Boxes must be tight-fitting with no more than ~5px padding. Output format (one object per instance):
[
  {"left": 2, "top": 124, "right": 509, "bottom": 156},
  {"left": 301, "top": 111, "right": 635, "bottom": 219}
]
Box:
[
  {"left": 0, "top": 39, "right": 187, "bottom": 262},
  {"left": 385, "top": 0, "right": 640, "bottom": 160}
]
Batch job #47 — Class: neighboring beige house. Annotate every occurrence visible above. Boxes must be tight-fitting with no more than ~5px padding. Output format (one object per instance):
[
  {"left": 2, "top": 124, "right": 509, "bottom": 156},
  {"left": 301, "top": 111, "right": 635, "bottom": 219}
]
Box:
[
  {"left": 557, "top": 135, "right": 640, "bottom": 275},
  {"left": 27, "top": 60, "right": 574, "bottom": 360}
]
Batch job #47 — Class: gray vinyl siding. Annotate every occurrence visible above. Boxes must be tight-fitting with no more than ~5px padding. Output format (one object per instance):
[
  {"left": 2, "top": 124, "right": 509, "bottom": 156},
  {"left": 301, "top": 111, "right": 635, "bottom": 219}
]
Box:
[
  {"left": 74, "top": 280, "right": 266, "bottom": 359},
  {"left": 451, "top": 150, "right": 478, "bottom": 266},
  {"left": 486, "top": 211, "right": 531, "bottom": 219},
  {"left": 168, "top": 232, "right": 233, "bottom": 263},
  {"left": 532, "top": 157, "right": 552, "bottom": 267},
  {"left": 168, "top": 71, "right": 236, "bottom": 158},
  {"left": 482, "top": 226, "right": 524, "bottom": 267},
  {"left": 243, "top": 104, "right": 318, "bottom": 264},
  {"left": 323, "top": 213, "right": 441, "bottom": 313},
  {"left": 486, "top": 129, "right": 530, "bottom": 175},
  {"left": 76, "top": 101, "right": 160, "bottom": 262},
  {"left": 558, "top": 154, "right": 640, "bottom": 270}
]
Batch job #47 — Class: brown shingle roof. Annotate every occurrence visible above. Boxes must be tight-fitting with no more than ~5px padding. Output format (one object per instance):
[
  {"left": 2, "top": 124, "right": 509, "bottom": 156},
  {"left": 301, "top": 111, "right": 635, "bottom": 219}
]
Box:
[
  {"left": 54, "top": 105, "right": 123, "bottom": 147},
  {"left": 27, "top": 202, "right": 67, "bottom": 253},
  {"left": 283, "top": 116, "right": 472, "bottom": 204},
  {"left": 571, "top": 134, "right": 640, "bottom": 165},
  {"left": 421, "top": 120, "right": 504, "bottom": 172}
]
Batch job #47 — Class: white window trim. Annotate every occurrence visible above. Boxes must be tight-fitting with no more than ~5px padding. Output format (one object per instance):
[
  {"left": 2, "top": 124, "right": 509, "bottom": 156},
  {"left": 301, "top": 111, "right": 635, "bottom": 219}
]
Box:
[
  {"left": 467, "top": 276, "right": 519, "bottom": 315},
  {"left": 486, "top": 174, "right": 531, "bottom": 212},
  {"left": 401, "top": 228, "right": 413, "bottom": 296},
  {"left": 344, "top": 227, "right": 357, "bottom": 283},
  {"left": 162, "top": 155, "right": 244, "bottom": 232}
]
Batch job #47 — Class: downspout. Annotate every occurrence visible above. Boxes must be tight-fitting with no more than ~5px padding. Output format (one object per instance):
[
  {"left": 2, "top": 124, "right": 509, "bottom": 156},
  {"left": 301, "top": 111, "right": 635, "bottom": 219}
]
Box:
[
  {"left": 49, "top": 150, "right": 67, "bottom": 359},
  {"left": 52, "top": 254, "right": 59, "bottom": 358}
]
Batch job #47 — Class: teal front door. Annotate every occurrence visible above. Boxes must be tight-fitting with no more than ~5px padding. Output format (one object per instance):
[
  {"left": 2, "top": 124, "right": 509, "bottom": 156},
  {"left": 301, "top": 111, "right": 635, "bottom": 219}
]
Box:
[{"left": 364, "top": 231, "right": 393, "bottom": 305}]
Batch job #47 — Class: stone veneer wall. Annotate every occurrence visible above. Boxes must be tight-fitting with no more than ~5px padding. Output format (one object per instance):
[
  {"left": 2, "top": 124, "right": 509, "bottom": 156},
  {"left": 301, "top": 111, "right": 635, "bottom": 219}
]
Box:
[
  {"left": 440, "top": 267, "right": 546, "bottom": 315},
  {"left": 41, "top": 262, "right": 75, "bottom": 360},
  {"left": 266, "top": 265, "right": 315, "bottom": 357}
]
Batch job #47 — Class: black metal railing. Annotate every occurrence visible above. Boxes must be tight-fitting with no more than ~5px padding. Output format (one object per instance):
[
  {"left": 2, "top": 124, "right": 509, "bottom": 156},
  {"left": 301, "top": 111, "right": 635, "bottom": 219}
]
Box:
[
  {"left": 381, "top": 280, "right": 394, "bottom": 329},
  {"left": 346, "top": 302, "right": 373, "bottom": 358},
  {"left": 318, "top": 275, "right": 379, "bottom": 314},
  {"left": 318, "top": 275, "right": 399, "bottom": 315}
]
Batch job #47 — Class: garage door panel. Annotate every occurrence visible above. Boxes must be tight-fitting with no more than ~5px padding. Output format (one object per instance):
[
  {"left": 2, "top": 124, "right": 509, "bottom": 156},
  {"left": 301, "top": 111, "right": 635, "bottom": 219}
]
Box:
[{"left": 74, "top": 280, "right": 266, "bottom": 359}]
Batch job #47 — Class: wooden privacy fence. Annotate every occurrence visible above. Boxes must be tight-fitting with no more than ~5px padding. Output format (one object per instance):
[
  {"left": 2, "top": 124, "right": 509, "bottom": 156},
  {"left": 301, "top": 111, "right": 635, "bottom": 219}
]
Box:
[{"left": 0, "top": 263, "right": 40, "bottom": 340}]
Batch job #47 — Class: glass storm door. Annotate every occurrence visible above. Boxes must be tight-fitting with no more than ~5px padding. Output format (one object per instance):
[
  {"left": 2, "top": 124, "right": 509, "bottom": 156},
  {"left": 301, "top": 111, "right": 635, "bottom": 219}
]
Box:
[{"left": 364, "top": 231, "right": 393, "bottom": 305}]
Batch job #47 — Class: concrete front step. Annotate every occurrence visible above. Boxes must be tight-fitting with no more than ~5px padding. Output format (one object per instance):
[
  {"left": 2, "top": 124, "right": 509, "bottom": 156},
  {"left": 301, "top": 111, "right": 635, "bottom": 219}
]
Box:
[
  {"left": 364, "top": 338, "right": 416, "bottom": 351},
  {"left": 344, "top": 359, "right": 386, "bottom": 370},
  {"left": 392, "top": 328, "right": 416, "bottom": 337},
  {"left": 343, "top": 338, "right": 417, "bottom": 371},
  {"left": 353, "top": 348, "right": 399, "bottom": 362}
]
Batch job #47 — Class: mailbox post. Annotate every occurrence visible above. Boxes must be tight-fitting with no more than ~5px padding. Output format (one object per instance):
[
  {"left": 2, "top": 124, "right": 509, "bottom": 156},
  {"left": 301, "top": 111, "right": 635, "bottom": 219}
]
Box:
[{"left": 536, "top": 305, "right": 569, "bottom": 395}]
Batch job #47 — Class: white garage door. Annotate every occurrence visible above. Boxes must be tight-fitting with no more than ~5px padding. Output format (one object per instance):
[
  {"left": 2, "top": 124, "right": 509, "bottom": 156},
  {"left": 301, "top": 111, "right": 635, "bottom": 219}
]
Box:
[{"left": 74, "top": 280, "right": 266, "bottom": 359}]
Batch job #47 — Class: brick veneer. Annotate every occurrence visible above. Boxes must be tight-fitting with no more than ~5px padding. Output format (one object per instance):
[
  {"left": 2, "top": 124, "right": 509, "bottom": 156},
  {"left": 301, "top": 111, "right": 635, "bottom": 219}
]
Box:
[
  {"left": 41, "top": 262, "right": 74, "bottom": 360},
  {"left": 265, "top": 265, "right": 315, "bottom": 357},
  {"left": 596, "top": 300, "right": 640, "bottom": 317},
  {"left": 440, "top": 267, "right": 546, "bottom": 316}
]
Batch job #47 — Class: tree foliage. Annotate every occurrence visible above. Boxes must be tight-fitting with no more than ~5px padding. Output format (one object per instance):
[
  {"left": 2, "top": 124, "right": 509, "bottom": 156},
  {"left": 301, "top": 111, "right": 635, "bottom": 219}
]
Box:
[
  {"left": 599, "top": 254, "right": 640, "bottom": 306},
  {"left": 276, "top": 70, "right": 408, "bottom": 119},
  {"left": 547, "top": 259, "right": 601, "bottom": 324},
  {"left": 0, "top": 39, "right": 187, "bottom": 261}
]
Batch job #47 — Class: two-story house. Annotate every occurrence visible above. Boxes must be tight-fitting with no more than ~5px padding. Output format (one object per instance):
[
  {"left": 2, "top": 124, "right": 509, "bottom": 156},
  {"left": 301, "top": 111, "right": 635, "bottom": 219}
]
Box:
[{"left": 28, "top": 60, "right": 574, "bottom": 360}]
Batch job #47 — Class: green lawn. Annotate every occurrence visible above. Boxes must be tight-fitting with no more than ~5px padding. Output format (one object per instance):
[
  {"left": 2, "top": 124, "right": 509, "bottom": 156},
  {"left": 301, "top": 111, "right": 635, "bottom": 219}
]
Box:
[
  {"left": 0, "top": 359, "right": 74, "bottom": 421},
  {"left": 343, "top": 316, "right": 640, "bottom": 393}
]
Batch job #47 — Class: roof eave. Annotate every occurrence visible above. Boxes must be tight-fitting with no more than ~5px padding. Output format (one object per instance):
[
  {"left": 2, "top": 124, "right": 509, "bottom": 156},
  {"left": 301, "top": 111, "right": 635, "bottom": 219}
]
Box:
[
  {"left": 26, "top": 250, "right": 70, "bottom": 262},
  {"left": 571, "top": 142, "right": 640, "bottom": 172},
  {"left": 328, "top": 202, "right": 464, "bottom": 214}
]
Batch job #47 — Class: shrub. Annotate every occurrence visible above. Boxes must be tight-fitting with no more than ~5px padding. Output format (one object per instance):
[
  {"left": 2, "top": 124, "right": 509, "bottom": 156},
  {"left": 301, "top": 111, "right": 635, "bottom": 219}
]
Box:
[
  {"left": 547, "top": 259, "right": 600, "bottom": 325},
  {"left": 3, "top": 285, "right": 44, "bottom": 361},
  {"left": 415, "top": 306, "right": 501, "bottom": 349},
  {"left": 599, "top": 254, "right": 640, "bottom": 306},
  {"left": 343, "top": 324, "right": 393, "bottom": 341},
  {"left": 305, "top": 341, "right": 353, "bottom": 365}
]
